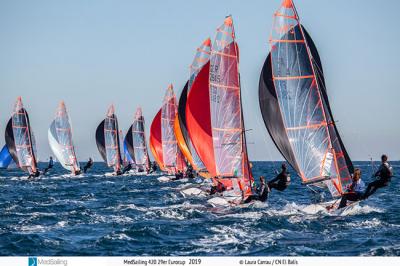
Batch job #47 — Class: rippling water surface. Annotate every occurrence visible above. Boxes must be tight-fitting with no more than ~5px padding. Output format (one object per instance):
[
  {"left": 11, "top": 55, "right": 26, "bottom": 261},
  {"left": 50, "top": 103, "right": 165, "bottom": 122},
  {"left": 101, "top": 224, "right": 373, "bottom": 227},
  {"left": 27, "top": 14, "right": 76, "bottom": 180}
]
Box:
[{"left": 0, "top": 161, "right": 399, "bottom": 256}]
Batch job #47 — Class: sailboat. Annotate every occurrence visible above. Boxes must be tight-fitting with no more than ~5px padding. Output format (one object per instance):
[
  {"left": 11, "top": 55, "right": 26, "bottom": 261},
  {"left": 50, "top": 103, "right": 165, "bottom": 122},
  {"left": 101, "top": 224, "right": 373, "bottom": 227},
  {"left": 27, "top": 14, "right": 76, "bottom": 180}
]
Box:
[
  {"left": 48, "top": 101, "right": 81, "bottom": 175},
  {"left": 4, "top": 97, "right": 40, "bottom": 177},
  {"left": 95, "top": 105, "right": 123, "bottom": 175},
  {"left": 125, "top": 107, "right": 150, "bottom": 173},
  {"left": 185, "top": 16, "right": 254, "bottom": 206},
  {"left": 150, "top": 84, "right": 187, "bottom": 179},
  {"left": 259, "top": 0, "right": 354, "bottom": 204},
  {"left": 174, "top": 38, "right": 212, "bottom": 178}
]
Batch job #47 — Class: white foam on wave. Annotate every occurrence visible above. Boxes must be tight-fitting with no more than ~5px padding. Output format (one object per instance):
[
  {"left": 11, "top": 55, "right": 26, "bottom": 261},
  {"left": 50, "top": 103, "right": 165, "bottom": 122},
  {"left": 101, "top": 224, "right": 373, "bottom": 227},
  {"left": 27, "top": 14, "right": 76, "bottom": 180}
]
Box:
[
  {"left": 104, "top": 232, "right": 135, "bottom": 241},
  {"left": 189, "top": 223, "right": 286, "bottom": 255},
  {"left": 89, "top": 213, "right": 134, "bottom": 224}
]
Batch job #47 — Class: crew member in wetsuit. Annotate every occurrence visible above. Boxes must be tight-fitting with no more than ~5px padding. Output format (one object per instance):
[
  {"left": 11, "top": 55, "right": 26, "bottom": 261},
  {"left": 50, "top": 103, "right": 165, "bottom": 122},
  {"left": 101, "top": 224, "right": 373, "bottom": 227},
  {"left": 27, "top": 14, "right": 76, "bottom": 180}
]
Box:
[
  {"left": 243, "top": 176, "right": 270, "bottom": 203},
  {"left": 150, "top": 161, "right": 158, "bottom": 173},
  {"left": 363, "top": 154, "right": 393, "bottom": 199},
  {"left": 28, "top": 169, "right": 40, "bottom": 179},
  {"left": 268, "top": 163, "right": 291, "bottom": 191},
  {"left": 83, "top": 157, "right": 93, "bottom": 173},
  {"left": 172, "top": 170, "right": 184, "bottom": 180},
  {"left": 338, "top": 168, "right": 365, "bottom": 209},
  {"left": 43, "top": 156, "right": 54, "bottom": 174},
  {"left": 122, "top": 163, "right": 132, "bottom": 174},
  {"left": 185, "top": 164, "right": 194, "bottom": 179},
  {"left": 210, "top": 179, "right": 226, "bottom": 195}
]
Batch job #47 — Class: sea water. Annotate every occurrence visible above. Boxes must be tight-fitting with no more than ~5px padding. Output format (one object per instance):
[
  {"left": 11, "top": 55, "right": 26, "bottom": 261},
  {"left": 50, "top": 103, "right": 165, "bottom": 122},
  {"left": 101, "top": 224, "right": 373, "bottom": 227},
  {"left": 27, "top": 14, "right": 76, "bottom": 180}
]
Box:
[{"left": 0, "top": 161, "right": 399, "bottom": 256}]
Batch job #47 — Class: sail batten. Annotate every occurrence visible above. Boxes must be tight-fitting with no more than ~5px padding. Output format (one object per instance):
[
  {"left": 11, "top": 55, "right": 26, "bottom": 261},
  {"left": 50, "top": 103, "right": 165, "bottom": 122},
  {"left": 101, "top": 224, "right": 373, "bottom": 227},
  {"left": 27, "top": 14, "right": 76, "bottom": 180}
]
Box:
[
  {"left": 96, "top": 105, "right": 122, "bottom": 173},
  {"left": 5, "top": 97, "right": 37, "bottom": 174},
  {"left": 132, "top": 107, "right": 150, "bottom": 172},
  {"left": 259, "top": 0, "right": 353, "bottom": 197},
  {"left": 48, "top": 101, "right": 80, "bottom": 173},
  {"left": 186, "top": 17, "right": 253, "bottom": 197}
]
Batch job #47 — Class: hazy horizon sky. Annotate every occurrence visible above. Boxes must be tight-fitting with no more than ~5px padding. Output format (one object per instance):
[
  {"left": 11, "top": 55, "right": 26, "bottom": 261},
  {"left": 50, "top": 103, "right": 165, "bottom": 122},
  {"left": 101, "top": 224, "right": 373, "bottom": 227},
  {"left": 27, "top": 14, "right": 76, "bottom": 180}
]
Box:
[{"left": 0, "top": 0, "right": 399, "bottom": 162}]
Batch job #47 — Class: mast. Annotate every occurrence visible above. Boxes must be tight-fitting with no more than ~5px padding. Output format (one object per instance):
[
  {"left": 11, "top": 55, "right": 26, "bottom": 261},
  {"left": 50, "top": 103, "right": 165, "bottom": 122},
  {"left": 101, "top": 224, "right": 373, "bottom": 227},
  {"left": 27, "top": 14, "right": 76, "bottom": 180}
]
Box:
[{"left": 261, "top": 0, "right": 352, "bottom": 196}]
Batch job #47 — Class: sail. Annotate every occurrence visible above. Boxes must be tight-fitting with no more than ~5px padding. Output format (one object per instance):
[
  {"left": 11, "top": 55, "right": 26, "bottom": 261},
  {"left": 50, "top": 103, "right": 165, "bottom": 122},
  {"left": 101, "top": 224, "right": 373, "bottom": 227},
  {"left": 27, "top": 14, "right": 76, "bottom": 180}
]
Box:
[
  {"left": 187, "top": 17, "right": 253, "bottom": 197},
  {"left": 123, "top": 139, "right": 135, "bottom": 165},
  {"left": 175, "top": 38, "right": 212, "bottom": 177},
  {"left": 95, "top": 120, "right": 107, "bottom": 163},
  {"left": 4, "top": 97, "right": 37, "bottom": 174},
  {"left": 0, "top": 145, "right": 14, "bottom": 169},
  {"left": 48, "top": 101, "right": 80, "bottom": 173},
  {"left": 132, "top": 107, "right": 150, "bottom": 172},
  {"left": 161, "top": 85, "right": 186, "bottom": 174},
  {"left": 149, "top": 108, "right": 164, "bottom": 171},
  {"left": 124, "top": 125, "right": 136, "bottom": 165},
  {"left": 259, "top": 0, "right": 352, "bottom": 196},
  {"left": 96, "top": 105, "right": 122, "bottom": 172}
]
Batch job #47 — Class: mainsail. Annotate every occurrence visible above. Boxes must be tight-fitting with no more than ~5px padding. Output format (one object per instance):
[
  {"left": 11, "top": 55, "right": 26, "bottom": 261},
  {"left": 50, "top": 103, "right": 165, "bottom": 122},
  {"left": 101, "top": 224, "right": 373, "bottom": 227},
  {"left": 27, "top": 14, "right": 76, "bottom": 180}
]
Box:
[
  {"left": 259, "top": 0, "right": 353, "bottom": 196},
  {"left": 48, "top": 101, "right": 80, "bottom": 174},
  {"left": 4, "top": 97, "right": 38, "bottom": 174},
  {"left": 95, "top": 105, "right": 122, "bottom": 173},
  {"left": 175, "top": 38, "right": 211, "bottom": 177},
  {"left": 161, "top": 85, "right": 186, "bottom": 174},
  {"left": 186, "top": 16, "right": 253, "bottom": 197},
  {"left": 132, "top": 107, "right": 150, "bottom": 172}
]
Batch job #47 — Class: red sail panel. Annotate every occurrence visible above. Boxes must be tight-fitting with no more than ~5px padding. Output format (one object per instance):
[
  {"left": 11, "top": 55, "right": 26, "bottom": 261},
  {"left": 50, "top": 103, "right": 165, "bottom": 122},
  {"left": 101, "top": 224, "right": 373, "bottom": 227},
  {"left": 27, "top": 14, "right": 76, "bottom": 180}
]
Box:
[
  {"left": 269, "top": 0, "right": 351, "bottom": 196},
  {"left": 149, "top": 108, "right": 165, "bottom": 171},
  {"left": 186, "top": 62, "right": 217, "bottom": 176}
]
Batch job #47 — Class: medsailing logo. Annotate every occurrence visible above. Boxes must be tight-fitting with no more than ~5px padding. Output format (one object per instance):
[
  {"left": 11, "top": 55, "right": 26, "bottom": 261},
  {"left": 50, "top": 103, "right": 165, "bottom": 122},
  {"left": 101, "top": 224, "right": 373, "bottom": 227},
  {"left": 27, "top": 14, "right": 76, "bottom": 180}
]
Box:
[{"left": 28, "top": 257, "right": 37, "bottom": 266}]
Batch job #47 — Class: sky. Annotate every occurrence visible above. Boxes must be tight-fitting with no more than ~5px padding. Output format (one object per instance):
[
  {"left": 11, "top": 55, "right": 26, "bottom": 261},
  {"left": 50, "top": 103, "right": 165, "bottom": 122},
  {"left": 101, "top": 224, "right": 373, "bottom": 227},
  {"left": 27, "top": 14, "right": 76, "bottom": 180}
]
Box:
[{"left": 0, "top": 0, "right": 399, "bottom": 162}]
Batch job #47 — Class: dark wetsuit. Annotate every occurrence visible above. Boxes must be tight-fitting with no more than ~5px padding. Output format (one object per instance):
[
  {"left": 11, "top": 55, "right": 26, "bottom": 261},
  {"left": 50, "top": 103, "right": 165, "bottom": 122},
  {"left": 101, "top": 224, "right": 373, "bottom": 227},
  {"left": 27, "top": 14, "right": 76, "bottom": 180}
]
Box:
[
  {"left": 43, "top": 158, "right": 54, "bottom": 174},
  {"left": 268, "top": 171, "right": 290, "bottom": 191},
  {"left": 210, "top": 182, "right": 226, "bottom": 195},
  {"left": 364, "top": 163, "right": 393, "bottom": 199},
  {"left": 338, "top": 179, "right": 365, "bottom": 209},
  {"left": 28, "top": 170, "right": 40, "bottom": 179},
  {"left": 122, "top": 164, "right": 132, "bottom": 174},
  {"left": 150, "top": 162, "right": 158, "bottom": 173},
  {"left": 243, "top": 183, "right": 269, "bottom": 203},
  {"left": 83, "top": 159, "right": 93, "bottom": 173},
  {"left": 185, "top": 166, "right": 194, "bottom": 179}
]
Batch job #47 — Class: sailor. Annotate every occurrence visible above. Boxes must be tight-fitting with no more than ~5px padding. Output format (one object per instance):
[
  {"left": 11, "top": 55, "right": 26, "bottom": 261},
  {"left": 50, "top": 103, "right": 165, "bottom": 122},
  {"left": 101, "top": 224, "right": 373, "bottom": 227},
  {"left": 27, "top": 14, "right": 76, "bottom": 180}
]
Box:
[
  {"left": 172, "top": 170, "right": 184, "bottom": 180},
  {"left": 363, "top": 154, "right": 394, "bottom": 199},
  {"left": 185, "top": 164, "right": 194, "bottom": 179},
  {"left": 268, "top": 163, "right": 291, "bottom": 192},
  {"left": 122, "top": 163, "right": 132, "bottom": 174},
  {"left": 83, "top": 157, "right": 93, "bottom": 173},
  {"left": 28, "top": 169, "right": 40, "bottom": 179},
  {"left": 210, "top": 179, "right": 226, "bottom": 195},
  {"left": 150, "top": 161, "right": 158, "bottom": 173},
  {"left": 243, "top": 176, "right": 270, "bottom": 203},
  {"left": 74, "top": 168, "right": 81, "bottom": 175},
  {"left": 338, "top": 168, "right": 365, "bottom": 209},
  {"left": 43, "top": 156, "right": 54, "bottom": 174}
]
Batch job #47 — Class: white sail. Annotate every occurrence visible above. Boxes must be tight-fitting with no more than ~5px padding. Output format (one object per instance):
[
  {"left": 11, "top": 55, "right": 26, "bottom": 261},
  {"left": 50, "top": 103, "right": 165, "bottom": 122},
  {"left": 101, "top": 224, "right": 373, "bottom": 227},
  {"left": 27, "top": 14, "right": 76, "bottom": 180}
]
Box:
[{"left": 48, "top": 101, "right": 80, "bottom": 173}]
